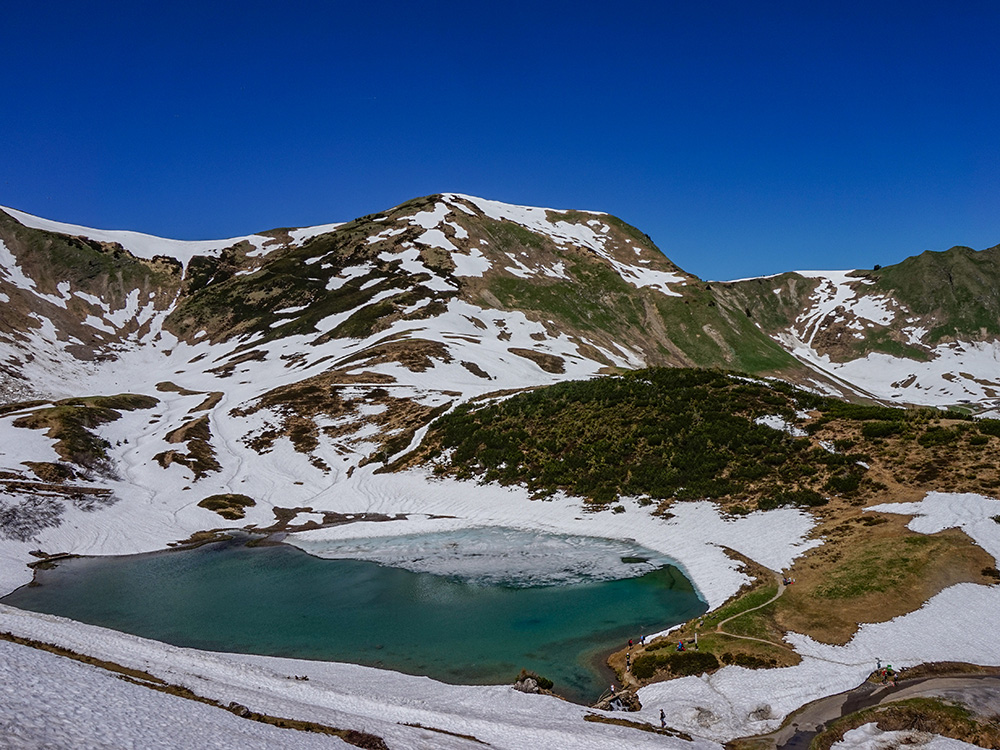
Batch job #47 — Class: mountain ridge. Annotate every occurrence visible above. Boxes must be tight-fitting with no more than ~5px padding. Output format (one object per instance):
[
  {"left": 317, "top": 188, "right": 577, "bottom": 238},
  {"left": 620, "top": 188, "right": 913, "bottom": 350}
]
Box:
[{"left": 1, "top": 192, "right": 999, "bottom": 571}]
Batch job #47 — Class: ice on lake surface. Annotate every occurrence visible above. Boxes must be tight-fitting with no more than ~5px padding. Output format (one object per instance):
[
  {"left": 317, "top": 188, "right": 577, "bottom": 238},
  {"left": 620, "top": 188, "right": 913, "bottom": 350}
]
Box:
[{"left": 294, "top": 526, "right": 676, "bottom": 586}]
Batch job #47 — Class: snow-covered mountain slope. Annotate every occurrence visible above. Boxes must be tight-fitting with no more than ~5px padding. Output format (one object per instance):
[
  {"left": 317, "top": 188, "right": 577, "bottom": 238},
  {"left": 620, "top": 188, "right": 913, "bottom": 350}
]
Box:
[
  {"left": 0, "top": 193, "right": 803, "bottom": 587},
  {"left": 0, "top": 192, "right": 805, "bottom": 480},
  {"left": 1, "top": 194, "right": 999, "bottom": 581},
  {"left": 715, "top": 245, "right": 1000, "bottom": 413},
  {"left": 1, "top": 204, "right": 343, "bottom": 269}
]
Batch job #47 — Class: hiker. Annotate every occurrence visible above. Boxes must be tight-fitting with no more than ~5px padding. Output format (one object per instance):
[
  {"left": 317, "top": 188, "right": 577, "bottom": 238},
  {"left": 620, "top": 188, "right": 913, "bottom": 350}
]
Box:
[
  {"left": 629, "top": 638, "right": 633, "bottom": 649},
  {"left": 610, "top": 683, "right": 616, "bottom": 695},
  {"left": 677, "top": 641, "right": 685, "bottom": 652},
  {"left": 640, "top": 635, "right": 646, "bottom": 646},
  {"left": 660, "top": 709, "right": 666, "bottom": 728}
]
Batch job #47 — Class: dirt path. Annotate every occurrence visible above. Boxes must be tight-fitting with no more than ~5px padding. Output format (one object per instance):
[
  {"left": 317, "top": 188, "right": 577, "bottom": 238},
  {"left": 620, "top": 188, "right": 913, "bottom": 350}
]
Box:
[
  {"left": 711, "top": 569, "right": 800, "bottom": 653},
  {"left": 715, "top": 570, "right": 786, "bottom": 634}
]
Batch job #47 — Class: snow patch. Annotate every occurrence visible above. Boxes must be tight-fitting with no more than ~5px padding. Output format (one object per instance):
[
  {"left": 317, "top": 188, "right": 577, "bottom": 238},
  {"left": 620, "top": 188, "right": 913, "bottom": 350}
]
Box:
[{"left": 754, "top": 414, "right": 808, "bottom": 437}]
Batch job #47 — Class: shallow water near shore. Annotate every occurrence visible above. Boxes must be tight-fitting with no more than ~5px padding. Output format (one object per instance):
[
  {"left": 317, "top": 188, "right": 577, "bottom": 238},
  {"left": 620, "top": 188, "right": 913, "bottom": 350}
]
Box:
[{"left": 3, "top": 535, "right": 706, "bottom": 703}]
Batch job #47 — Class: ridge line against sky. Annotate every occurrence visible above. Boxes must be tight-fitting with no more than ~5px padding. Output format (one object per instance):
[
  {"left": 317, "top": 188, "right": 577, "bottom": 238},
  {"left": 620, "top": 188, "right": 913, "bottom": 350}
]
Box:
[{"left": 2, "top": 1, "right": 998, "bottom": 281}]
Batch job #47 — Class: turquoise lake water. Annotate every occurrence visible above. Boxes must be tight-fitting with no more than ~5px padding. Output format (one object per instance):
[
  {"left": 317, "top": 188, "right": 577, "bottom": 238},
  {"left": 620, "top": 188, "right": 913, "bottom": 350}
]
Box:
[{"left": 3, "top": 537, "right": 706, "bottom": 703}]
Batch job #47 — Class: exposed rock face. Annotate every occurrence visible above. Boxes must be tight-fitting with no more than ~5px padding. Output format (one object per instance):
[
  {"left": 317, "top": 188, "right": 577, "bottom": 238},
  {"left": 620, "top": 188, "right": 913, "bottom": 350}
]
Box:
[
  {"left": 593, "top": 689, "right": 642, "bottom": 712},
  {"left": 513, "top": 676, "right": 539, "bottom": 694}
]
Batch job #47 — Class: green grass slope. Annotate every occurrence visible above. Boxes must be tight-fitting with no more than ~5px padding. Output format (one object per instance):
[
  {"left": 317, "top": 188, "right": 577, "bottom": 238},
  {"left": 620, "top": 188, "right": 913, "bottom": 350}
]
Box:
[
  {"left": 468, "top": 207, "right": 801, "bottom": 376},
  {"left": 866, "top": 244, "right": 1000, "bottom": 343}
]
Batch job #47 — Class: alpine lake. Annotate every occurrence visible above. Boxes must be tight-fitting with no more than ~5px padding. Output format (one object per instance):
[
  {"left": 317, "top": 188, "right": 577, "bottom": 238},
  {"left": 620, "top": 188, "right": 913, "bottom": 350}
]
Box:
[{"left": 3, "top": 529, "right": 706, "bottom": 704}]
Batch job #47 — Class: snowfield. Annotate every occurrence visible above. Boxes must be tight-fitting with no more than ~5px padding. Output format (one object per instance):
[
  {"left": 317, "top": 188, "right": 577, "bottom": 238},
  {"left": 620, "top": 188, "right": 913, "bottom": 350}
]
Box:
[
  {"left": 2, "top": 484, "right": 1000, "bottom": 748},
  {"left": 833, "top": 723, "right": 981, "bottom": 750}
]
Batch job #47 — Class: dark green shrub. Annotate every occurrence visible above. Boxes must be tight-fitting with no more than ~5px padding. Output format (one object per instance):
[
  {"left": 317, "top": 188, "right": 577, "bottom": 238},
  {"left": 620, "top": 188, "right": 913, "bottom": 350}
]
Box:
[
  {"left": 666, "top": 651, "right": 720, "bottom": 676},
  {"left": 514, "top": 668, "right": 553, "bottom": 690},
  {"left": 631, "top": 654, "right": 659, "bottom": 679},
  {"left": 918, "top": 426, "right": 958, "bottom": 447},
  {"left": 720, "top": 653, "right": 777, "bottom": 669},
  {"left": 805, "top": 418, "right": 831, "bottom": 435},
  {"left": 977, "top": 419, "right": 1000, "bottom": 437},
  {"left": 826, "top": 472, "right": 862, "bottom": 494},
  {"left": 862, "top": 421, "right": 903, "bottom": 439},
  {"left": 823, "top": 403, "right": 906, "bottom": 421},
  {"left": 631, "top": 650, "right": 720, "bottom": 679}
]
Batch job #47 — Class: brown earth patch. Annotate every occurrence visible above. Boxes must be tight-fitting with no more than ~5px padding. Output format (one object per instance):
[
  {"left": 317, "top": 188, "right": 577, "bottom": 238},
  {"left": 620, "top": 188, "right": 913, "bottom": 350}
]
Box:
[
  {"left": 0, "top": 476, "right": 113, "bottom": 503},
  {"left": 164, "top": 415, "right": 210, "bottom": 444},
  {"left": 22, "top": 461, "right": 77, "bottom": 483},
  {"left": 334, "top": 338, "right": 453, "bottom": 373},
  {"left": 155, "top": 381, "right": 201, "bottom": 396},
  {"left": 507, "top": 347, "right": 566, "bottom": 374},
  {"left": 197, "top": 493, "right": 255, "bottom": 520},
  {"left": 154, "top": 415, "right": 221, "bottom": 479},
  {"left": 207, "top": 349, "right": 268, "bottom": 378},
  {"left": 461, "top": 361, "right": 492, "bottom": 379},
  {"left": 443, "top": 334, "right": 481, "bottom": 344},
  {"left": 774, "top": 515, "right": 993, "bottom": 644},
  {"left": 584, "top": 712, "right": 692, "bottom": 740},
  {"left": 0, "top": 400, "right": 49, "bottom": 417},
  {"left": 899, "top": 662, "right": 1000, "bottom": 680},
  {"left": 189, "top": 392, "right": 223, "bottom": 412},
  {"left": 254, "top": 509, "right": 409, "bottom": 534},
  {"left": 168, "top": 530, "right": 234, "bottom": 548},
  {"left": 416, "top": 246, "right": 457, "bottom": 274}
]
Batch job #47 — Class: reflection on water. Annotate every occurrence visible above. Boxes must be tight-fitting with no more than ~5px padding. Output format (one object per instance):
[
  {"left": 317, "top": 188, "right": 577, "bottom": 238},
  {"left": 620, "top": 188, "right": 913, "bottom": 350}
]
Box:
[{"left": 3, "top": 536, "right": 706, "bottom": 703}]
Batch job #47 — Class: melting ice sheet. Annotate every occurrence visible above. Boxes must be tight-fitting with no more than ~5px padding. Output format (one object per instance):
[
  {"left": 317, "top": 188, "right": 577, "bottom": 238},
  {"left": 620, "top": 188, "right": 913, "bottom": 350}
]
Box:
[{"left": 293, "top": 527, "right": 675, "bottom": 587}]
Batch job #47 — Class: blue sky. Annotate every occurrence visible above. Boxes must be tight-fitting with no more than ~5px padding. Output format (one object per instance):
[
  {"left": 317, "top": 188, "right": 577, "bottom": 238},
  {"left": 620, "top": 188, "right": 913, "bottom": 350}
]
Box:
[{"left": 2, "top": 1, "right": 998, "bottom": 280}]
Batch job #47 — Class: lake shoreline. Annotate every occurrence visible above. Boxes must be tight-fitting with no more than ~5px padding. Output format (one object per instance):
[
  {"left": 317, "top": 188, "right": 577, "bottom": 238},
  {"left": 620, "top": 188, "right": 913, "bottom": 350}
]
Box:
[{"left": 4, "top": 528, "right": 707, "bottom": 706}]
